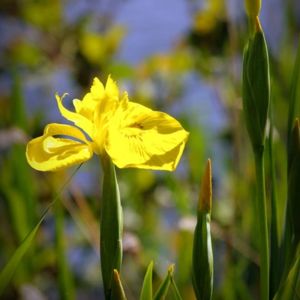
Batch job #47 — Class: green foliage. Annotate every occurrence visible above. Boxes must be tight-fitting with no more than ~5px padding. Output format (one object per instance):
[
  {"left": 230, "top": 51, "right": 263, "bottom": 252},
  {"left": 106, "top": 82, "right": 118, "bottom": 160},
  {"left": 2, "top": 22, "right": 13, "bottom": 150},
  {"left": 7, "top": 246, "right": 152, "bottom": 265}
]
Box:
[
  {"left": 139, "top": 261, "right": 153, "bottom": 300},
  {"left": 274, "top": 256, "right": 300, "bottom": 300},
  {"left": 0, "top": 205, "right": 49, "bottom": 295},
  {"left": 153, "top": 264, "right": 173, "bottom": 300}
]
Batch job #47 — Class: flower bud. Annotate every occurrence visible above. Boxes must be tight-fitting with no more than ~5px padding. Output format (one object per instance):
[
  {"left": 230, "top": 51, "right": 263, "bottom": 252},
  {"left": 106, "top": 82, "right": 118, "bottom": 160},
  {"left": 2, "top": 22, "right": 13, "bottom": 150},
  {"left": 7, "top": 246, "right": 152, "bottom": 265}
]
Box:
[
  {"left": 244, "top": 0, "right": 261, "bottom": 19},
  {"left": 192, "top": 159, "right": 213, "bottom": 300},
  {"left": 198, "top": 159, "right": 212, "bottom": 213},
  {"left": 242, "top": 22, "right": 270, "bottom": 153}
]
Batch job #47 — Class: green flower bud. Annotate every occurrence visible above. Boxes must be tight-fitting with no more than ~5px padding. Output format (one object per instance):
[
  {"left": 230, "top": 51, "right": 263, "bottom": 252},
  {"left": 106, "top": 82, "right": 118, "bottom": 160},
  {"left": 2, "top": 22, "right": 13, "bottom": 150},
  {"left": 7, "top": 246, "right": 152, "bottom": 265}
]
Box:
[
  {"left": 244, "top": 0, "right": 261, "bottom": 19},
  {"left": 192, "top": 159, "right": 213, "bottom": 300},
  {"left": 242, "top": 21, "right": 270, "bottom": 154},
  {"left": 198, "top": 159, "right": 212, "bottom": 213}
]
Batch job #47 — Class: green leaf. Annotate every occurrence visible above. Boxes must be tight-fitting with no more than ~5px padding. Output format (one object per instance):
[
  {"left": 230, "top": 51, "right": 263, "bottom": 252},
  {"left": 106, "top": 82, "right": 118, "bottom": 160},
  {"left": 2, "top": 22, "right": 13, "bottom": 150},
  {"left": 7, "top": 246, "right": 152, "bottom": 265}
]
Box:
[
  {"left": 100, "top": 154, "right": 123, "bottom": 299},
  {"left": 170, "top": 273, "right": 183, "bottom": 300},
  {"left": 153, "top": 264, "right": 174, "bottom": 300},
  {"left": 281, "top": 120, "right": 300, "bottom": 285},
  {"left": 273, "top": 256, "right": 300, "bottom": 300},
  {"left": 0, "top": 207, "right": 48, "bottom": 295},
  {"left": 287, "top": 39, "right": 300, "bottom": 144},
  {"left": 0, "top": 164, "right": 81, "bottom": 296},
  {"left": 140, "top": 261, "right": 153, "bottom": 300}
]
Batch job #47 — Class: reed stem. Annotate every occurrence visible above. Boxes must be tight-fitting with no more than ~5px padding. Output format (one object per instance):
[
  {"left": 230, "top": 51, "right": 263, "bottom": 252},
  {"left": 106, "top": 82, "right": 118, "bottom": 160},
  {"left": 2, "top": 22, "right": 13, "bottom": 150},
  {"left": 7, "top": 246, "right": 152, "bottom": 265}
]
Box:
[{"left": 254, "top": 149, "right": 269, "bottom": 300}]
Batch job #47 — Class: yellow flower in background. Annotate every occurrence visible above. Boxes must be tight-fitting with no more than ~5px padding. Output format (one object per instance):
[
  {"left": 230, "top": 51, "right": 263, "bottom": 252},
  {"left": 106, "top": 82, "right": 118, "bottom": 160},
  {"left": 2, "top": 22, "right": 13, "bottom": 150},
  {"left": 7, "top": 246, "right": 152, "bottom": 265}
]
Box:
[{"left": 26, "top": 76, "right": 189, "bottom": 172}]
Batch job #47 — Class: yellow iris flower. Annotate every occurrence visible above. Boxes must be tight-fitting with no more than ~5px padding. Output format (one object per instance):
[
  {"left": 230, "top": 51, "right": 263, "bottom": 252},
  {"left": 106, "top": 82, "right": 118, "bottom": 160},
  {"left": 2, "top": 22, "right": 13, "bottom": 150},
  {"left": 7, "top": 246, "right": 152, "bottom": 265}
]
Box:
[{"left": 26, "top": 76, "right": 189, "bottom": 171}]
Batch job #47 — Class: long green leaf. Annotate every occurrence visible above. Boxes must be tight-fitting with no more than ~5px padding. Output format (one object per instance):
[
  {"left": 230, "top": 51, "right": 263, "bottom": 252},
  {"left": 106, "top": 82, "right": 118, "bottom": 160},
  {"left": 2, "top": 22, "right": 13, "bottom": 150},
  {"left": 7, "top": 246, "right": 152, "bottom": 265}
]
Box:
[
  {"left": 287, "top": 39, "right": 300, "bottom": 144},
  {"left": 139, "top": 261, "right": 153, "bottom": 300},
  {"left": 153, "top": 264, "right": 174, "bottom": 300},
  {"left": 0, "top": 206, "right": 49, "bottom": 295},
  {"left": 0, "top": 165, "right": 81, "bottom": 295},
  {"left": 274, "top": 256, "right": 300, "bottom": 300},
  {"left": 170, "top": 274, "right": 183, "bottom": 300}
]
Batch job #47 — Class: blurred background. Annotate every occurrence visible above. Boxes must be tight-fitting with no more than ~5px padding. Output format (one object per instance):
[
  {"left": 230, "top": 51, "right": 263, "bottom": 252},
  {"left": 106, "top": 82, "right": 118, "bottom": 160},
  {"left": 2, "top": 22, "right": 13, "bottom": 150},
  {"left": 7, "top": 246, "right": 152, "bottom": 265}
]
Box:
[{"left": 0, "top": 0, "right": 299, "bottom": 299}]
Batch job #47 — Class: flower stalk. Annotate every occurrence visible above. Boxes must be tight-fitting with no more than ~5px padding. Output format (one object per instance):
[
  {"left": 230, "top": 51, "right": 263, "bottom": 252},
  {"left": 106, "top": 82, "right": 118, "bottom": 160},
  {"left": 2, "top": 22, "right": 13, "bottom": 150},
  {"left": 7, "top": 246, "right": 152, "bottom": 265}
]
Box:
[
  {"left": 254, "top": 150, "right": 269, "bottom": 300},
  {"left": 100, "top": 153, "right": 123, "bottom": 299},
  {"left": 242, "top": 16, "right": 270, "bottom": 300}
]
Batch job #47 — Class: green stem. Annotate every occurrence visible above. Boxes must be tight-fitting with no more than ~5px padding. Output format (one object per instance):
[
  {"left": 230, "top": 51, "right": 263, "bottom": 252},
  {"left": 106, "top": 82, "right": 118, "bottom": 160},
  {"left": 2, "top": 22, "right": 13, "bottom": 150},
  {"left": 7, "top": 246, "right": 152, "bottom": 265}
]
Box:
[
  {"left": 100, "top": 154, "right": 123, "bottom": 300},
  {"left": 254, "top": 149, "right": 269, "bottom": 300}
]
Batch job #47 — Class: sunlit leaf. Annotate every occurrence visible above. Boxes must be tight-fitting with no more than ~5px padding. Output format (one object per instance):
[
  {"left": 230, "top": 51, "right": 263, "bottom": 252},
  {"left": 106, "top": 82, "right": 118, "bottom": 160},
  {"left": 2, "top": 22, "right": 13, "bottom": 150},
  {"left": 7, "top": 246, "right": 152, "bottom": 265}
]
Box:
[
  {"left": 273, "top": 256, "right": 300, "bottom": 300},
  {"left": 139, "top": 261, "right": 153, "bottom": 300},
  {"left": 0, "top": 208, "right": 48, "bottom": 295}
]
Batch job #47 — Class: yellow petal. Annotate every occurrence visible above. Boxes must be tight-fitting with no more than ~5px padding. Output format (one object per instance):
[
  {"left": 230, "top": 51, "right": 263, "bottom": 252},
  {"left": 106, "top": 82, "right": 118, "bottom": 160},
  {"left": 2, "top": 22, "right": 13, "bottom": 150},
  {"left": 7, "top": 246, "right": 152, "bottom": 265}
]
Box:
[
  {"left": 125, "top": 140, "right": 187, "bottom": 171},
  {"left": 68, "top": 77, "right": 120, "bottom": 146},
  {"left": 74, "top": 77, "right": 105, "bottom": 119},
  {"left": 56, "top": 94, "right": 94, "bottom": 137},
  {"left": 105, "top": 75, "right": 119, "bottom": 100},
  {"left": 26, "top": 123, "right": 93, "bottom": 171},
  {"left": 91, "top": 77, "right": 105, "bottom": 99},
  {"left": 105, "top": 101, "right": 189, "bottom": 170}
]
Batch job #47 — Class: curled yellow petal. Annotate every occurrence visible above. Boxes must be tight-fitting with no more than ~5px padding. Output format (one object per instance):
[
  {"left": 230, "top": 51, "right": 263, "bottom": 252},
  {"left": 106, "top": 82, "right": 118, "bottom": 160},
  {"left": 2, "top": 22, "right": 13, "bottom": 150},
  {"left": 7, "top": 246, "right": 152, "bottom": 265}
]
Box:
[
  {"left": 105, "top": 101, "right": 189, "bottom": 170},
  {"left": 26, "top": 123, "right": 93, "bottom": 171},
  {"left": 56, "top": 94, "right": 94, "bottom": 138}
]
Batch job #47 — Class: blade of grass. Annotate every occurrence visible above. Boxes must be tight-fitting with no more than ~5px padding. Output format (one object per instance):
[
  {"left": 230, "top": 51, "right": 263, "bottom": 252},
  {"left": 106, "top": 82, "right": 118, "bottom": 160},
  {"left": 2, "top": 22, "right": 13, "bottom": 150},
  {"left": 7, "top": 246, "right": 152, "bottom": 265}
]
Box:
[
  {"left": 287, "top": 39, "right": 300, "bottom": 144},
  {"left": 153, "top": 264, "right": 174, "bottom": 300},
  {"left": 274, "top": 255, "right": 300, "bottom": 300},
  {"left": 280, "top": 119, "right": 300, "bottom": 285},
  {"left": 139, "top": 261, "right": 153, "bottom": 300},
  {"left": 0, "top": 202, "right": 49, "bottom": 295},
  {"left": 0, "top": 165, "right": 81, "bottom": 295},
  {"left": 10, "top": 69, "right": 37, "bottom": 228},
  {"left": 170, "top": 273, "right": 183, "bottom": 300}
]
